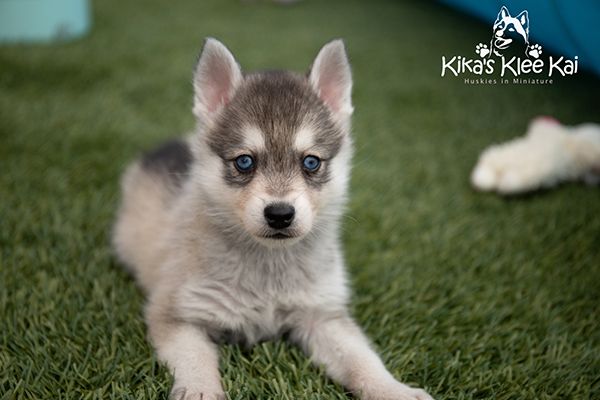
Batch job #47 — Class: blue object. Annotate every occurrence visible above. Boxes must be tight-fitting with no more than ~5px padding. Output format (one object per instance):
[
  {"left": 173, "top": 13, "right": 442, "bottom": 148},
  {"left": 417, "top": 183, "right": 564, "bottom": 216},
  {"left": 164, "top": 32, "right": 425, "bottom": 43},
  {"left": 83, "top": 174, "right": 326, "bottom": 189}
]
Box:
[
  {"left": 439, "top": 0, "right": 600, "bottom": 77},
  {"left": 302, "top": 155, "right": 321, "bottom": 172},
  {"left": 0, "top": 0, "right": 91, "bottom": 43},
  {"left": 235, "top": 155, "right": 255, "bottom": 172}
]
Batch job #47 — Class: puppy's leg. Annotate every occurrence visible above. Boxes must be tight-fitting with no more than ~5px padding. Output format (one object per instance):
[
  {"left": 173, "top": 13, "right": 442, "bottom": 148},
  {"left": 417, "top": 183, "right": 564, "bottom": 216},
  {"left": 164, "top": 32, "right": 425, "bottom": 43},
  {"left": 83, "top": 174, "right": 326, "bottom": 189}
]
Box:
[
  {"left": 292, "top": 313, "right": 433, "bottom": 400},
  {"left": 147, "top": 303, "right": 224, "bottom": 400}
]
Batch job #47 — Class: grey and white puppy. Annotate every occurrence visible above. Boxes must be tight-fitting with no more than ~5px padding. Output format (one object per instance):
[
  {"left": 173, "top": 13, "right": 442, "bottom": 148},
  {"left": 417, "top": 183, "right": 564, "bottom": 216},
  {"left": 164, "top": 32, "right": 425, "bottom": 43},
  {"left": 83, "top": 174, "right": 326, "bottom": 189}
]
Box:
[{"left": 113, "top": 38, "right": 433, "bottom": 400}]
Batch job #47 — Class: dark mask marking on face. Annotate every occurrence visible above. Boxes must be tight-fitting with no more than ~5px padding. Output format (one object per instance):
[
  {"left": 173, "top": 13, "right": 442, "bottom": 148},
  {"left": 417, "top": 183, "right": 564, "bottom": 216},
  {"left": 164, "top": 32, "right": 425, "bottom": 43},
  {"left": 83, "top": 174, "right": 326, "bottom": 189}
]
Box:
[{"left": 206, "top": 71, "right": 346, "bottom": 190}]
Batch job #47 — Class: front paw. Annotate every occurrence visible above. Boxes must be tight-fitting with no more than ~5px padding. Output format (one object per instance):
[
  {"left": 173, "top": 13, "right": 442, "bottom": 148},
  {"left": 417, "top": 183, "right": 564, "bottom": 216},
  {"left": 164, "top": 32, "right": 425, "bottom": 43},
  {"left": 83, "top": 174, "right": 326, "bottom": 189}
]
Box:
[
  {"left": 170, "top": 387, "right": 226, "bottom": 400},
  {"left": 361, "top": 380, "right": 434, "bottom": 400}
]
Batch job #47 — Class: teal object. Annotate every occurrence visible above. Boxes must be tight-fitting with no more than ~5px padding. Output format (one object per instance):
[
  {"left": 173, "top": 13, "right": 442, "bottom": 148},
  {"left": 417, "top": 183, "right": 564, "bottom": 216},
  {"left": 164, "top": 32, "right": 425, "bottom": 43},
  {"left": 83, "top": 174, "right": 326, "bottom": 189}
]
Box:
[
  {"left": 439, "top": 0, "right": 600, "bottom": 77},
  {"left": 0, "top": 0, "right": 91, "bottom": 43}
]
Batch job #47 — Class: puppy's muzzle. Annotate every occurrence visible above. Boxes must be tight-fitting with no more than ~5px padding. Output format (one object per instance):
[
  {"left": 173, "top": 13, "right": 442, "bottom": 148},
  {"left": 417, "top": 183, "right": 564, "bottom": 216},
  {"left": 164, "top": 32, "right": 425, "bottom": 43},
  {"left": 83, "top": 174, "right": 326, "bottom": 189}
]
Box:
[{"left": 264, "top": 203, "right": 295, "bottom": 229}]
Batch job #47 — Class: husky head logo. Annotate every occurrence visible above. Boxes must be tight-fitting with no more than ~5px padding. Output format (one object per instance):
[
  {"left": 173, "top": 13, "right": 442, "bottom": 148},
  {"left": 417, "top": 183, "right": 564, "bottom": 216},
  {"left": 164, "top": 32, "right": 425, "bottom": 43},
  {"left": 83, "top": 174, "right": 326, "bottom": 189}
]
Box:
[
  {"left": 474, "top": 6, "right": 543, "bottom": 59},
  {"left": 492, "top": 6, "right": 529, "bottom": 55},
  {"left": 191, "top": 39, "right": 353, "bottom": 247}
]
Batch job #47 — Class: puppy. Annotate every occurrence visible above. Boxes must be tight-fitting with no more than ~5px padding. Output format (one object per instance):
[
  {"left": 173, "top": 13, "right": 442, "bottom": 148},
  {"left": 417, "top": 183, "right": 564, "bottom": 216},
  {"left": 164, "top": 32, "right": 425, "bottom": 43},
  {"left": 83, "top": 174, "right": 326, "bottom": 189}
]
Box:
[{"left": 113, "top": 38, "right": 433, "bottom": 400}]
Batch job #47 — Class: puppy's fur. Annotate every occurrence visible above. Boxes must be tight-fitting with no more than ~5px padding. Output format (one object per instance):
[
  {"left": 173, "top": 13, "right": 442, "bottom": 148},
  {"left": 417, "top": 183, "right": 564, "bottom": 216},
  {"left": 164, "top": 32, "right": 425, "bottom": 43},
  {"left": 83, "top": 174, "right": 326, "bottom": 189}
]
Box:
[{"left": 113, "top": 38, "right": 433, "bottom": 400}]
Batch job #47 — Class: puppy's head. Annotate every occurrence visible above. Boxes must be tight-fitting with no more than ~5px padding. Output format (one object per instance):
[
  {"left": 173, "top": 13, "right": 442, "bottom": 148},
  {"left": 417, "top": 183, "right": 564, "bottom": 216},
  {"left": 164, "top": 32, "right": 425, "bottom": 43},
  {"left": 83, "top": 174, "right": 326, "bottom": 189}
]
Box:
[{"left": 190, "top": 38, "right": 353, "bottom": 247}]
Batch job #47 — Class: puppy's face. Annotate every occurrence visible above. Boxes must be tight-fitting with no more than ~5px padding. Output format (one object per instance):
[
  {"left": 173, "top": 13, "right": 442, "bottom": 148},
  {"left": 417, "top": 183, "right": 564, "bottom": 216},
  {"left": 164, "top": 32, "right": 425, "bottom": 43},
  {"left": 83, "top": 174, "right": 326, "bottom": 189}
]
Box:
[{"left": 191, "top": 39, "right": 353, "bottom": 247}]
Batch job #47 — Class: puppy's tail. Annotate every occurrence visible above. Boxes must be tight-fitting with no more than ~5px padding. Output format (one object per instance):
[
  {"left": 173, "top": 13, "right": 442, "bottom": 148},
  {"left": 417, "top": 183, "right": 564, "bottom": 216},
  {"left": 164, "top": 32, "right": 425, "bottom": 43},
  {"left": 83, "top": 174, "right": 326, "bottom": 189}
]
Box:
[{"left": 112, "top": 161, "right": 174, "bottom": 293}]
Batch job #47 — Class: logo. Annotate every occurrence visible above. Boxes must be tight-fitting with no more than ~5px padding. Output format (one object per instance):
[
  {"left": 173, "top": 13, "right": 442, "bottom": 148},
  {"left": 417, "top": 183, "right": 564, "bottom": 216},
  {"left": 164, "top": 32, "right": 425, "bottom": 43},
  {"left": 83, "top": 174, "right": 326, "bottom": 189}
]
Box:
[{"left": 441, "top": 6, "right": 579, "bottom": 84}]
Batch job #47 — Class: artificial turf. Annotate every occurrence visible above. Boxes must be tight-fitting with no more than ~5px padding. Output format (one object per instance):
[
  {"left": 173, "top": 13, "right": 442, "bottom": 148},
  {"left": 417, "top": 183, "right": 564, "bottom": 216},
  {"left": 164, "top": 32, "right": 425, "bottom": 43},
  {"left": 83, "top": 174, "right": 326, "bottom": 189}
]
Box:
[{"left": 1, "top": 0, "right": 599, "bottom": 399}]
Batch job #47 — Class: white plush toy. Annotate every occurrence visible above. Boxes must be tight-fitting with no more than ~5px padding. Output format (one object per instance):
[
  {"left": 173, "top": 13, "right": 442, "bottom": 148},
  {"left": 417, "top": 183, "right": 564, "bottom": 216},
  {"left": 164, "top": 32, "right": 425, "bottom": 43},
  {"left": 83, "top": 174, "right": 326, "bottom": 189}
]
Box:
[{"left": 471, "top": 116, "right": 600, "bottom": 195}]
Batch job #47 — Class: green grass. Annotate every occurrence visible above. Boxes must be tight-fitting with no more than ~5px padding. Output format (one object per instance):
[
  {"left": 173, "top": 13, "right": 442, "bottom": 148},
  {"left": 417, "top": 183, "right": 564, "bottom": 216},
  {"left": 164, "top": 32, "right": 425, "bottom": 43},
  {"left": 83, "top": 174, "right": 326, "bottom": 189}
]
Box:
[{"left": 1, "top": 0, "right": 599, "bottom": 399}]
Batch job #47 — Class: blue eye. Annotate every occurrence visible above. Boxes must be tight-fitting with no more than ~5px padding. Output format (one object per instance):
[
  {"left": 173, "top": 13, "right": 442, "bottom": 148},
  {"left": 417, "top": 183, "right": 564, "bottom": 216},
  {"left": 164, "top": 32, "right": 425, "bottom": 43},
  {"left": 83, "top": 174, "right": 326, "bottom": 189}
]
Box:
[
  {"left": 302, "top": 155, "right": 321, "bottom": 172},
  {"left": 235, "top": 155, "right": 254, "bottom": 172}
]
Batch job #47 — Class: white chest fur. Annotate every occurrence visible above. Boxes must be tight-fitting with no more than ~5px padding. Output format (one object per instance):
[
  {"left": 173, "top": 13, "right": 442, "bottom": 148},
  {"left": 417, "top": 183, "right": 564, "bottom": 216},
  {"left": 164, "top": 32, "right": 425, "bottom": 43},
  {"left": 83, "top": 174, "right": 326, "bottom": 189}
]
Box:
[{"left": 175, "top": 243, "right": 349, "bottom": 345}]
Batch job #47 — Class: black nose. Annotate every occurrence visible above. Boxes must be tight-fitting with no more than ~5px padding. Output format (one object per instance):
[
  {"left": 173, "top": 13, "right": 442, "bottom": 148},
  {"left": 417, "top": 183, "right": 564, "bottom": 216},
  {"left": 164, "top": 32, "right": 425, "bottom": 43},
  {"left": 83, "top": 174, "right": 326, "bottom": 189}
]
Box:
[{"left": 264, "top": 203, "right": 295, "bottom": 229}]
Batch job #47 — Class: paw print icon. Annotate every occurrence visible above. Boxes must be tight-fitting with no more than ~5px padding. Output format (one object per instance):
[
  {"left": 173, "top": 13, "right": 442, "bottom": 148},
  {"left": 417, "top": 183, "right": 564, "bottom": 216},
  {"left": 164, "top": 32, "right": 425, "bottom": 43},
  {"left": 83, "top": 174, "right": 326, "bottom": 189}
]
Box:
[
  {"left": 475, "top": 43, "right": 490, "bottom": 58},
  {"left": 528, "top": 44, "right": 543, "bottom": 59}
]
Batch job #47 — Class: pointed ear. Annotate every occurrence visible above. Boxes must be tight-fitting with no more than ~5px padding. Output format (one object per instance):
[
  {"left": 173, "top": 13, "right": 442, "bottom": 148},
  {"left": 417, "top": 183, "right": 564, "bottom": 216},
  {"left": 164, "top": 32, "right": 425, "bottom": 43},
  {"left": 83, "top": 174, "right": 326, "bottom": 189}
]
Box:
[
  {"left": 496, "top": 6, "right": 510, "bottom": 22},
  {"left": 516, "top": 10, "right": 529, "bottom": 32},
  {"left": 309, "top": 39, "right": 353, "bottom": 121},
  {"left": 192, "top": 38, "right": 242, "bottom": 123}
]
